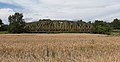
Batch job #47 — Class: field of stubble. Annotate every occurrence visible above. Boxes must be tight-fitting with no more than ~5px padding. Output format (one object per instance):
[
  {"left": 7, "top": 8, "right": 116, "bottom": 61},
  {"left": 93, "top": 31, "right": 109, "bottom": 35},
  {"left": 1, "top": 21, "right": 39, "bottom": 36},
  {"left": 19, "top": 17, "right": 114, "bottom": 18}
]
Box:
[{"left": 0, "top": 33, "right": 120, "bottom": 62}]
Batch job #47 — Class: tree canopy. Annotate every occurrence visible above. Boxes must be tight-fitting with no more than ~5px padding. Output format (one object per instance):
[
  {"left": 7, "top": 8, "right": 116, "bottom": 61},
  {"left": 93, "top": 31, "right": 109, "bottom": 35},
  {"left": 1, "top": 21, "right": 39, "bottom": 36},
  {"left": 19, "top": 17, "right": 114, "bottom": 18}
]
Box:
[
  {"left": 8, "top": 13, "right": 25, "bottom": 33},
  {"left": 0, "top": 19, "right": 3, "bottom": 25},
  {"left": 0, "top": 19, "right": 3, "bottom": 31},
  {"left": 92, "top": 20, "right": 112, "bottom": 35},
  {"left": 111, "top": 18, "right": 120, "bottom": 29}
]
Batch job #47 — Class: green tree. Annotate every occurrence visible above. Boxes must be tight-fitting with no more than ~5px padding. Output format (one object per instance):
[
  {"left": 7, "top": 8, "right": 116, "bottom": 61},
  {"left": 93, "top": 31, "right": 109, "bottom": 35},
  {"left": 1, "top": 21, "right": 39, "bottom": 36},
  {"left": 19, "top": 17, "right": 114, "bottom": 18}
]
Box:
[
  {"left": 0, "top": 19, "right": 3, "bottom": 25},
  {"left": 8, "top": 13, "right": 25, "bottom": 33},
  {"left": 92, "top": 20, "right": 112, "bottom": 35},
  {"left": 0, "top": 19, "right": 3, "bottom": 31},
  {"left": 111, "top": 18, "right": 120, "bottom": 29}
]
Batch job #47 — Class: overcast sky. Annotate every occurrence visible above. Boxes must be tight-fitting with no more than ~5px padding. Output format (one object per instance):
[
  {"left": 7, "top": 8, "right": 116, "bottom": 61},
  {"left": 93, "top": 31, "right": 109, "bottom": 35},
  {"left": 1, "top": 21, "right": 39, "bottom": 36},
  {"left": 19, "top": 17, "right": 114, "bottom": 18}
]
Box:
[{"left": 0, "top": 0, "right": 120, "bottom": 24}]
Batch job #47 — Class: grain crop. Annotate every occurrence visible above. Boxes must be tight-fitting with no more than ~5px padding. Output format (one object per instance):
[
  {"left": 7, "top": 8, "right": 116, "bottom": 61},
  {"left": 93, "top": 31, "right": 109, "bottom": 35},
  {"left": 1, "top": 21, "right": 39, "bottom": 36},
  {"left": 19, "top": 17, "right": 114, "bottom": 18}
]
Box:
[{"left": 0, "top": 33, "right": 120, "bottom": 62}]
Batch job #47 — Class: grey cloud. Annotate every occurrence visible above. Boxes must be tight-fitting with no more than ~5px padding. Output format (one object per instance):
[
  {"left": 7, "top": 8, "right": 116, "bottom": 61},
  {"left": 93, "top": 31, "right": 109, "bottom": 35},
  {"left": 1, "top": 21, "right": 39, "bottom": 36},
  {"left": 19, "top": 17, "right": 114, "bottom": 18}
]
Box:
[{"left": 0, "top": 0, "right": 120, "bottom": 23}]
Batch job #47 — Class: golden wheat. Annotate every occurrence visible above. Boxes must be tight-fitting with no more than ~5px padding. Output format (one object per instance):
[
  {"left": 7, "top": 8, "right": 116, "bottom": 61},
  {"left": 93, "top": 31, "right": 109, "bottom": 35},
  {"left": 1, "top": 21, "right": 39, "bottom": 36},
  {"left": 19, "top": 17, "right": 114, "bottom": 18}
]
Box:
[{"left": 0, "top": 34, "right": 120, "bottom": 62}]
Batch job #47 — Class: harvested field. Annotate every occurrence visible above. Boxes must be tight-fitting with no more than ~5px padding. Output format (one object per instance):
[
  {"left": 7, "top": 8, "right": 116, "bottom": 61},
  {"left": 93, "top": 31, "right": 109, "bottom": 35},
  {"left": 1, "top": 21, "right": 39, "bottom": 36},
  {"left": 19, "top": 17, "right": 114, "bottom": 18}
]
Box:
[{"left": 0, "top": 33, "right": 120, "bottom": 62}]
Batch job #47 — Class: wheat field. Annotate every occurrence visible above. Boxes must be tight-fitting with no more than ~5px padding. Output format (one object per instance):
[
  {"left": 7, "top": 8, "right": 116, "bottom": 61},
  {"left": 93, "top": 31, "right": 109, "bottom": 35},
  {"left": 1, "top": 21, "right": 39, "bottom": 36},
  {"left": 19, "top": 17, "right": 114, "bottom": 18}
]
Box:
[{"left": 0, "top": 33, "right": 120, "bottom": 62}]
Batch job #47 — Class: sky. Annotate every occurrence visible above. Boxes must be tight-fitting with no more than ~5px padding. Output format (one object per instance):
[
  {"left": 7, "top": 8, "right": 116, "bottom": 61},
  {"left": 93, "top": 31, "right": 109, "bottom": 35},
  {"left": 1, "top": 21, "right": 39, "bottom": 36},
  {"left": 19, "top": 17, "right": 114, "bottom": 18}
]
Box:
[{"left": 0, "top": 0, "right": 120, "bottom": 24}]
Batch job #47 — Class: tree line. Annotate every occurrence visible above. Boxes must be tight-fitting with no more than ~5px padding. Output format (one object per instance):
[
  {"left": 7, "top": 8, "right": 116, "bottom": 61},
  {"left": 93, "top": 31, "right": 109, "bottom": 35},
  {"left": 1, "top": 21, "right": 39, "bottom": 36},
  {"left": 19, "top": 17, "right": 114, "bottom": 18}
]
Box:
[{"left": 0, "top": 12, "right": 120, "bottom": 34}]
